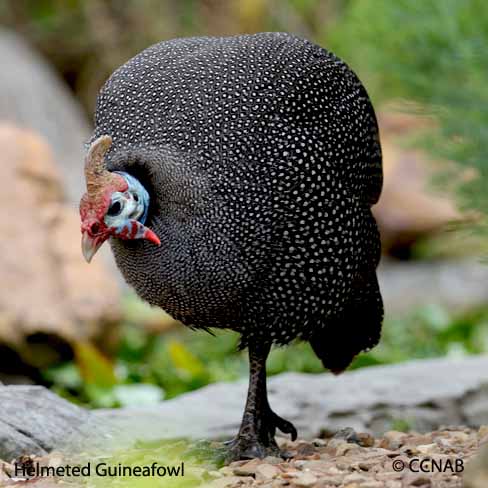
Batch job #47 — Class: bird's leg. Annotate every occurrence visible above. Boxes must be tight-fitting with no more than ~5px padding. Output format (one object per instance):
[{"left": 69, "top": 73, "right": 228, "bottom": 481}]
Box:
[{"left": 225, "top": 343, "right": 297, "bottom": 461}]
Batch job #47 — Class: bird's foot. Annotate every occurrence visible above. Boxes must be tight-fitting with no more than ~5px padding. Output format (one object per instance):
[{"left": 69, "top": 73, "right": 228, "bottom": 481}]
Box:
[
  {"left": 223, "top": 434, "right": 280, "bottom": 463},
  {"left": 222, "top": 409, "right": 297, "bottom": 462},
  {"left": 267, "top": 409, "right": 298, "bottom": 441}
]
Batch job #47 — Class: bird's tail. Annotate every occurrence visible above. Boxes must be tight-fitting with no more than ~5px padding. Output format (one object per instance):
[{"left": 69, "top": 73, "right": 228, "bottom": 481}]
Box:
[{"left": 309, "top": 271, "right": 383, "bottom": 374}]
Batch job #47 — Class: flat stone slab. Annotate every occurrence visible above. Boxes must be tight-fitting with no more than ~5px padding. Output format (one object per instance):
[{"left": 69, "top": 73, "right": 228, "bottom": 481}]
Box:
[
  {"left": 2, "top": 356, "right": 488, "bottom": 459},
  {"left": 94, "top": 356, "right": 488, "bottom": 446},
  {"left": 0, "top": 386, "right": 89, "bottom": 461},
  {"left": 378, "top": 259, "right": 488, "bottom": 314}
]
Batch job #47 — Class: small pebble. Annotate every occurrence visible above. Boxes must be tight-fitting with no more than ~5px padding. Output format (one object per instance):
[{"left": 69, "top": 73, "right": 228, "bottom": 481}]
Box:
[
  {"left": 255, "top": 464, "right": 280, "bottom": 481},
  {"left": 263, "top": 456, "right": 283, "bottom": 465},
  {"left": 292, "top": 472, "right": 317, "bottom": 487}
]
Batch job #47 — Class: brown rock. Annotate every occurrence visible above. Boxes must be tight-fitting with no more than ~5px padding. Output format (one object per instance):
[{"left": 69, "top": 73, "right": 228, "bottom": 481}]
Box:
[
  {"left": 360, "top": 482, "right": 383, "bottom": 488},
  {"left": 0, "top": 462, "right": 11, "bottom": 484},
  {"left": 233, "top": 459, "right": 261, "bottom": 476},
  {"left": 357, "top": 459, "right": 379, "bottom": 471},
  {"left": 320, "top": 475, "right": 344, "bottom": 487},
  {"left": 298, "top": 460, "right": 334, "bottom": 474},
  {"left": 374, "top": 111, "right": 463, "bottom": 254},
  {"left": 255, "top": 464, "right": 280, "bottom": 481},
  {"left": 0, "top": 125, "right": 120, "bottom": 359},
  {"left": 263, "top": 456, "right": 283, "bottom": 465},
  {"left": 376, "top": 472, "right": 402, "bottom": 482},
  {"left": 343, "top": 473, "right": 369, "bottom": 484},
  {"left": 296, "top": 443, "right": 317, "bottom": 458},
  {"left": 417, "top": 443, "right": 437, "bottom": 455},
  {"left": 382, "top": 431, "right": 408, "bottom": 450},
  {"left": 209, "top": 476, "right": 254, "bottom": 488},
  {"left": 464, "top": 444, "right": 488, "bottom": 488},
  {"left": 357, "top": 433, "right": 375, "bottom": 448},
  {"left": 448, "top": 431, "right": 470, "bottom": 444},
  {"left": 477, "top": 425, "right": 488, "bottom": 439},
  {"left": 293, "top": 472, "right": 318, "bottom": 487},
  {"left": 403, "top": 472, "right": 431, "bottom": 487},
  {"left": 399, "top": 445, "right": 420, "bottom": 456}
]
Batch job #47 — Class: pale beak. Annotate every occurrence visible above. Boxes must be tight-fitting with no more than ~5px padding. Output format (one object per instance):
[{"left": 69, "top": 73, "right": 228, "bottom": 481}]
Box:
[{"left": 81, "top": 232, "right": 105, "bottom": 263}]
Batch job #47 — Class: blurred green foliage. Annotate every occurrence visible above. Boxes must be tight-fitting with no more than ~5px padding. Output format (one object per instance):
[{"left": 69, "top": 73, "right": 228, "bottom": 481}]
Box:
[
  {"left": 329, "top": 0, "right": 488, "bottom": 221},
  {"left": 44, "top": 297, "right": 488, "bottom": 408}
]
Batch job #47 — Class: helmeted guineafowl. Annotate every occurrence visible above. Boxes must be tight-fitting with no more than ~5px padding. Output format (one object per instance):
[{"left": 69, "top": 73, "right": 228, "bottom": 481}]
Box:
[{"left": 79, "top": 32, "right": 383, "bottom": 460}]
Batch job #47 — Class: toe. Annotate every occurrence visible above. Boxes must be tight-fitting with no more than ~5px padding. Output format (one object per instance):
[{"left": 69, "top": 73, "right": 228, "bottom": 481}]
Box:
[{"left": 270, "top": 412, "right": 298, "bottom": 441}]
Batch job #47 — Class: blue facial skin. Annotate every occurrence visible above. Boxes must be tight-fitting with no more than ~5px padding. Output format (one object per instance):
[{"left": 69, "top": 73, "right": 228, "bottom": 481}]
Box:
[{"left": 103, "top": 172, "right": 151, "bottom": 234}]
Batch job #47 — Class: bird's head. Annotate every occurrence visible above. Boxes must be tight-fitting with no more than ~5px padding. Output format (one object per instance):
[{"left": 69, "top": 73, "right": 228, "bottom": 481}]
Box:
[{"left": 79, "top": 135, "right": 160, "bottom": 263}]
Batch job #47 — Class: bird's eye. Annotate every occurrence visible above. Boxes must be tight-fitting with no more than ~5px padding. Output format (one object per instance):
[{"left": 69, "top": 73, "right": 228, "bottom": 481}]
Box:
[
  {"left": 107, "top": 200, "right": 122, "bottom": 216},
  {"left": 133, "top": 193, "right": 139, "bottom": 202}
]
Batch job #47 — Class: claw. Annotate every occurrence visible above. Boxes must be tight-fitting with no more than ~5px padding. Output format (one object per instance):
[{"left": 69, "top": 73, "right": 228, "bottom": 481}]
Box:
[{"left": 269, "top": 410, "right": 298, "bottom": 441}]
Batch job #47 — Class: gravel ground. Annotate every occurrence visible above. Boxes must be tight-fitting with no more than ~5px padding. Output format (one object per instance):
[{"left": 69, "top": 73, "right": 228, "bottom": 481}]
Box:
[
  {"left": 1, "top": 427, "right": 486, "bottom": 487},
  {"left": 206, "top": 427, "right": 486, "bottom": 488}
]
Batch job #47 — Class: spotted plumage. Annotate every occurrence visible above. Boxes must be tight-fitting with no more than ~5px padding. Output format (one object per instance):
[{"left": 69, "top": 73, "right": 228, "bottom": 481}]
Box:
[{"left": 81, "top": 32, "right": 383, "bottom": 460}]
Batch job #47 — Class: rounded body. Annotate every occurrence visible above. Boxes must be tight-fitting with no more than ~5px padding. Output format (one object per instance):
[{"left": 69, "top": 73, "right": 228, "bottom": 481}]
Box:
[{"left": 93, "top": 33, "right": 383, "bottom": 366}]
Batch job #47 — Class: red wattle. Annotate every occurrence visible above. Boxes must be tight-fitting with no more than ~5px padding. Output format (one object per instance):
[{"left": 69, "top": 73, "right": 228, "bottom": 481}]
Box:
[{"left": 144, "top": 228, "right": 161, "bottom": 246}]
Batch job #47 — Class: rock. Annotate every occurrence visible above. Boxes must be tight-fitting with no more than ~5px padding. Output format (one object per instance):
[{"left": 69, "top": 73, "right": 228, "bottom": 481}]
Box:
[
  {"left": 0, "top": 28, "right": 90, "bottom": 201},
  {"left": 90, "top": 356, "right": 488, "bottom": 443},
  {"left": 295, "top": 443, "right": 317, "bottom": 457},
  {"left": 464, "top": 444, "right": 488, "bottom": 488},
  {"left": 233, "top": 459, "right": 261, "bottom": 477},
  {"left": 361, "top": 482, "right": 383, "bottom": 488},
  {"left": 0, "top": 386, "right": 89, "bottom": 460},
  {"left": 208, "top": 471, "right": 224, "bottom": 479},
  {"left": 343, "top": 473, "right": 369, "bottom": 484},
  {"left": 417, "top": 443, "right": 437, "bottom": 454},
  {"left": 320, "top": 475, "right": 344, "bottom": 486},
  {"left": 374, "top": 111, "right": 462, "bottom": 255},
  {"left": 357, "top": 432, "right": 375, "bottom": 447},
  {"left": 382, "top": 431, "right": 408, "bottom": 450},
  {"left": 263, "top": 456, "right": 283, "bottom": 465},
  {"left": 0, "top": 125, "right": 120, "bottom": 362},
  {"left": 403, "top": 472, "right": 431, "bottom": 487},
  {"left": 292, "top": 472, "right": 317, "bottom": 487},
  {"left": 378, "top": 259, "right": 488, "bottom": 316},
  {"left": 255, "top": 464, "right": 280, "bottom": 481},
  {"left": 478, "top": 427, "right": 488, "bottom": 447},
  {"left": 333, "top": 427, "right": 361, "bottom": 444},
  {"left": 2, "top": 357, "right": 488, "bottom": 463},
  {"left": 0, "top": 461, "right": 12, "bottom": 484},
  {"left": 463, "top": 385, "right": 488, "bottom": 426},
  {"left": 209, "top": 476, "right": 253, "bottom": 488}
]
